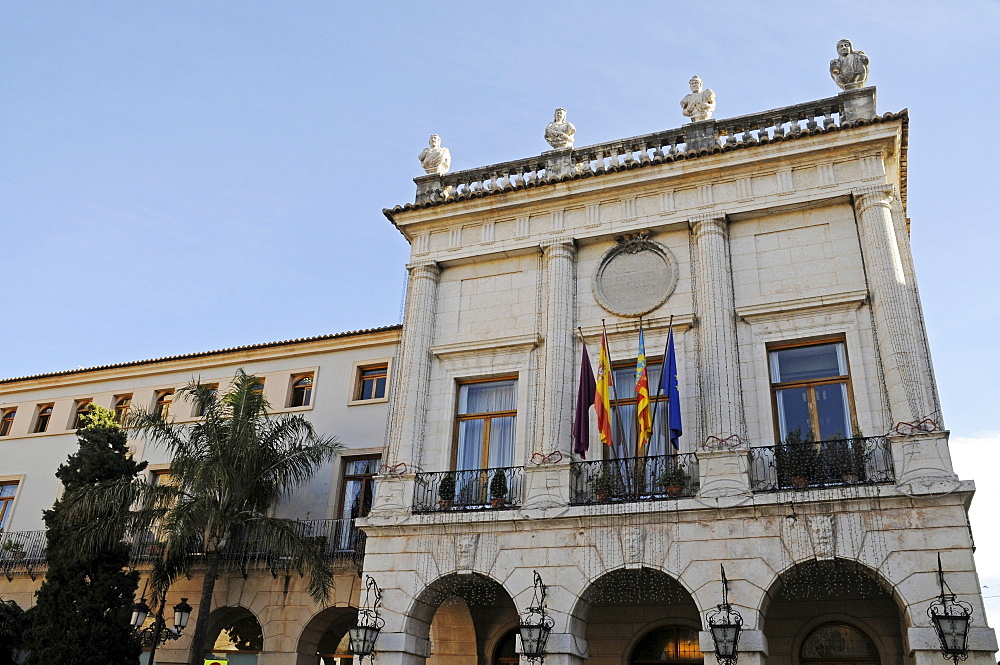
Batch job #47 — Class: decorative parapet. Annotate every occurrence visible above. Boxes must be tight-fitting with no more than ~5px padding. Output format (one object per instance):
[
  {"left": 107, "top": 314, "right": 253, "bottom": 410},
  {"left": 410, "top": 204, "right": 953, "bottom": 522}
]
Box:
[{"left": 413, "top": 88, "right": 877, "bottom": 204}]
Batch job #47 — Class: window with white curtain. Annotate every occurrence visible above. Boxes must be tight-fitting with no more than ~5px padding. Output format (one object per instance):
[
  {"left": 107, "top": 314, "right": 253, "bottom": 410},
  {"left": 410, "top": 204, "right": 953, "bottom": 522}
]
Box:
[{"left": 454, "top": 379, "right": 517, "bottom": 471}]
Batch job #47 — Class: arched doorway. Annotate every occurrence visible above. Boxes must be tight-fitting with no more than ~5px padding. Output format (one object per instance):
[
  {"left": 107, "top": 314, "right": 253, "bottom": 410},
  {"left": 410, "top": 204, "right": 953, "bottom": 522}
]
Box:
[
  {"left": 575, "top": 568, "right": 702, "bottom": 665},
  {"left": 205, "top": 606, "right": 263, "bottom": 665},
  {"left": 630, "top": 625, "right": 702, "bottom": 664},
  {"left": 295, "top": 607, "right": 359, "bottom": 665},
  {"left": 403, "top": 573, "right": 519, "bottom": 665},
  {"left": 800, "top": 623, "right": 879, "bottom": 665},
  {"left": 761, "top": 560, "right": 902, "bottom": 664},
  {"left": 492, "top": 628, "right": 518, "bottom": 665}
]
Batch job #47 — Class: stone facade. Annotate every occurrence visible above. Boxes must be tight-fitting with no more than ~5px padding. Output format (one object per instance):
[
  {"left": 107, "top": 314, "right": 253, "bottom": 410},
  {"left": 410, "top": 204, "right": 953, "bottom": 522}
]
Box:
[{"left": 0, "top": 86, "right": 994, "bottom": 665}]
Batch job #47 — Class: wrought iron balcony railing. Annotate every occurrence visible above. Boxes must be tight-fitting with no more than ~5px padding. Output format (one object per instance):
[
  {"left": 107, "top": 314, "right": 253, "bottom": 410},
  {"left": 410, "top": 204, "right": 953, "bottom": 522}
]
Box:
[
  {"left": 413, "top": 466, "right": 523, "bottom": 513},
  {"left": 0, "top": 529, "right": 46, "bottom": 580},
  {"left": 747, "top": 435, "right": 894, "bottom": 492},
  {"left": 1, "top": 518, "right": 366, "bottom": 577},
  {"left": 570, "top": 453, "right": 699, "bottom": 505}
]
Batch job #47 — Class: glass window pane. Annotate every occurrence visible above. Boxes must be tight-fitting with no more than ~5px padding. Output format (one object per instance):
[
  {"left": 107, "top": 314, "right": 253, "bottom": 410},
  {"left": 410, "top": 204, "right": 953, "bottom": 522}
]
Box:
[
  {"left": 374, "top": 377, "right": 386, "bottom": 398},
  {"left": 457, "top": 420, "right": 484, "bottom": 470},
  {"left": 771, "top": 343, "right": 846, "bottom": 383},
  {"left": 458, "top": 380, "right": 516, "bottom": 415},
  {"left": 613, "top": 367, "right": 636, "bottom": 396},
  {"left": 815, "top": 382, "right": 851, "bottom": 440},
  {"left": 487, "top": 416, "right": 516, "bottom": 468},
  {"left": 0, "top": 485, "right": 16, "bottom": 498},
  {"left": 775, "top": 387, "right": 812, "bottom": 441}
]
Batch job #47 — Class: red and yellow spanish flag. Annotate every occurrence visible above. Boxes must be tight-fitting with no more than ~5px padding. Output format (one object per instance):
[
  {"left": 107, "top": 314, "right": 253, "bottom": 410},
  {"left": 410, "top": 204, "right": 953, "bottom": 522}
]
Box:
[
  {"left": 635, "top": 326, "right": 651, "bottom": 451},
  {"left": 595, "top": 329, "right": 614, "bottom": 447}
]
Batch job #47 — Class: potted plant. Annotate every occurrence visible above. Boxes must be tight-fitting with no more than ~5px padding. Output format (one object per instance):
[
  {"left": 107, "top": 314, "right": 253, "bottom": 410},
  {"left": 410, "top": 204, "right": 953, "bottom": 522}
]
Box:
[
  {"left": 779, "top": 428, "right": 816, "bottom": 489},
  {"left": 848, "top": 426, "right": 867, "bottom": 483},
  {"left": 489, "top": 469, "right": 508, "bottom": 508},
  {"left": 656, "top": 464, "right": 690, "bottom": 497},
  {"left": 438, "top": 473, "right": 456, "bottom": 509},
  {"left": 823, "top": 434, "right": 854, "bottom": 484},
  {"left": 588, "top": 465, "right": 618, "bottom": 502},
  {"left": 1, "top": 539, "right": 25, "bottom": 560}
]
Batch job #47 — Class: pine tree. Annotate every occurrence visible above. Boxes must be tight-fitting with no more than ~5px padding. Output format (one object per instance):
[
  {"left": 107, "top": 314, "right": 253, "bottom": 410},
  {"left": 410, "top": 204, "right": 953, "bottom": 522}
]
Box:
[
  {"left": 0, "top": 598, "right": 28, "bottom": 665},
  {"left": 23, "top": 405, "right": 147, "bottom": 665}
]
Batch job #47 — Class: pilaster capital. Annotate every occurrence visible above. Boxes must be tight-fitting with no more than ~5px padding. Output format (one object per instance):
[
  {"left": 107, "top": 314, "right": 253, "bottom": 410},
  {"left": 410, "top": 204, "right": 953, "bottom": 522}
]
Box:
[
  {"left": 540, "top": 237, "right": 577, "bottom": 260},
  {"left": 406, "top": 260, "right": 441, "bottom": 282},
  {"left": 689, "top": 213, "right": 728, "bottom": 238},
  {"left": 852, "top": 184, "right": 896, "bottom": 213}
]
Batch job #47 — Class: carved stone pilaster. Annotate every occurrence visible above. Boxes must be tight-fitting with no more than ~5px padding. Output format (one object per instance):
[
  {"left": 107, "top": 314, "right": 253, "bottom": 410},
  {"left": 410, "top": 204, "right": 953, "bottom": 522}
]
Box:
[
  {"left": 385, "top": 261, "right": 441, "bottom": 470},
  {"left": 690, "top": 214, "right": 744, "bottom": 443},
  {"left": 853, "top": 186, "right": 933, "bottom": 425},
  {"left": 539, "top": 239, "right": 577, "bottom": 457}
]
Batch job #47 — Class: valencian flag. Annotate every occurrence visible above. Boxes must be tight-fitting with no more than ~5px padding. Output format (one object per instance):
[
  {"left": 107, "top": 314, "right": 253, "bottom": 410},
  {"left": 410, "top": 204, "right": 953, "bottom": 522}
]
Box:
[
  {"left": 573, "top": 340, "right": 597, "bottom": 459},
  {"left": 660, "top": 326, "right": 683, "bottom": 450},
  {"left": 635, "top": 326, "right": 652, "bottom": 451},
  {"left": 594, "top": 328, "right": 614, "bottom": 448}
]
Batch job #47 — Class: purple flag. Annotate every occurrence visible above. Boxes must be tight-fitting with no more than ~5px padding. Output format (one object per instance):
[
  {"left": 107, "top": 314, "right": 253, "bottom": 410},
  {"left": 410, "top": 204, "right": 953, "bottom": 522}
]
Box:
[{"left": 573, "top": 341, "right": 597, "bottom": 459}]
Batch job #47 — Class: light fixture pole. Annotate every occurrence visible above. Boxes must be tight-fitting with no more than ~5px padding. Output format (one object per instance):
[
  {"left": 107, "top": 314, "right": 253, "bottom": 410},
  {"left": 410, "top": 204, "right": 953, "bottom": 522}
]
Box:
[
  {"left": 130, "top": 596, "right": 192, "bottom": 664},
  {"left": 928, "top": 553, "right": 973, "bottom": 663},
  {"left": 518, "top": 571, "right": 555, "bottom": 662},
  {"left": 349, "top": 575, "right": 384, "bottom": 663},
  {"left": 706, "top": 565, "right": 743, "bottom": 665}
]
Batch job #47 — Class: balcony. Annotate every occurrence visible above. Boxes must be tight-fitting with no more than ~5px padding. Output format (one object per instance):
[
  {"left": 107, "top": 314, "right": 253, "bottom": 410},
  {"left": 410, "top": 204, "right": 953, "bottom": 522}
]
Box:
[
  {"left": 413, "top": 467, "right": 523, "bottom": 513},
  {"left": 747, "top": 436, "right": 894, "bottom": 492},
  {"left": 570, "top": 453, "right": 699, "bottom": 505},
  {"left": 0, "top": 530, "right": 46, "bottom": 580},
  {"left": 1, "top": 518, "right": 366, "bottom": 578}
]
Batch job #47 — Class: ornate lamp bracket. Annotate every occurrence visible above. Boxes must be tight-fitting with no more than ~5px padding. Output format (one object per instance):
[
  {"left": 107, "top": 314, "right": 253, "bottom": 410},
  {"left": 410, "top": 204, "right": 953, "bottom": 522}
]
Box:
[
  {"left": 928, "top": 553, "right": 973, "bottom": 663},
  {"left": 706, "top": 565, "right": 743, "bottom": 665}
]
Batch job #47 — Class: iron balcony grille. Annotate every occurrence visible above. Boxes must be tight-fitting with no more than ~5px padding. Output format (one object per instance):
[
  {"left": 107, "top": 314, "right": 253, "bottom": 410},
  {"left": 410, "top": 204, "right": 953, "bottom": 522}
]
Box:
[
  {"left": 570, "top": 453, "right": 699, "bottom": 505},
  {"left": 0, "top": 529, "right": 46, "bottom": 580},
  {"left": 413, "top": 466, "right": 523, "bottom": 513},
  {"left": 747, "top": 435, "right": 894, "bottom": 492}
]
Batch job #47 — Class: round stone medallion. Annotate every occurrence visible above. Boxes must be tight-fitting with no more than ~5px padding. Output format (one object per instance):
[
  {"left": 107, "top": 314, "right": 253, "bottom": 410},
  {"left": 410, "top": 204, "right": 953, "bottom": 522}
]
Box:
[{"left": 593, "top": 238, "right": 677, "bottom": 317}]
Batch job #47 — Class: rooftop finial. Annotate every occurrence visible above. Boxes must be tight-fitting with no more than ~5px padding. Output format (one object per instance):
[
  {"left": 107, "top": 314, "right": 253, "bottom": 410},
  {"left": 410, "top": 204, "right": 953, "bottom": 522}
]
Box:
[
  {"left": 418, "top": 134, "right": 451, "bottom": 175},
  {"left": 830, "top": 39, "right": 869, "bottom": 91},
  {"left": 545, "top": 107, "right": 576, "bottom": 150},
  {"left": 680, "top": 75, "right": 716, "bottom": 123}
]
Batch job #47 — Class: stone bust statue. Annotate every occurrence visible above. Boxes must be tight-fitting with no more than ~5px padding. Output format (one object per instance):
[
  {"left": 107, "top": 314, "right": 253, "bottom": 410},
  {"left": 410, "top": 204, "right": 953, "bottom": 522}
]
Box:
[
  {"left": 829, "top": 39, "right": 869, "bottom": 91},
  {"left": 545, "top": 107, "right": 576, "bottom": 150},
  {"left": 418, "top": 134, "right": 452, "bottom": 175},
  {"left": 680, "top": 75, "right": 716, "bottom": 122}
]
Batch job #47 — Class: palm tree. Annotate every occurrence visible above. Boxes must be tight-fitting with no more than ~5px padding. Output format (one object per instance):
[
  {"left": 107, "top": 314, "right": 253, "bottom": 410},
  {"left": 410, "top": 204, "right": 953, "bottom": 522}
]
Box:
[{"left": 63, "top": 369, "right": 341, "bottom": 665}]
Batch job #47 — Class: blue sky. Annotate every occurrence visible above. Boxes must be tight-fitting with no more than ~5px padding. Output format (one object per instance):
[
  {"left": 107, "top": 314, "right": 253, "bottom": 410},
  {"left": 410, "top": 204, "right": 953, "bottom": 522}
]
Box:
[{"left": 2, "top": 0, "right": 998, "bottom": 627}]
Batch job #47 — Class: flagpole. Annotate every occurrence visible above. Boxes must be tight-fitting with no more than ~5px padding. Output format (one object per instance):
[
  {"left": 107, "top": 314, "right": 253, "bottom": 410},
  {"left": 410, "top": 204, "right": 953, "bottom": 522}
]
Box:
[
  {"left": 602, "top": 319, "right": 629, "bottom": 460},
  {"left": 647, "top": 315, "right": 674, "bottom": 437}
]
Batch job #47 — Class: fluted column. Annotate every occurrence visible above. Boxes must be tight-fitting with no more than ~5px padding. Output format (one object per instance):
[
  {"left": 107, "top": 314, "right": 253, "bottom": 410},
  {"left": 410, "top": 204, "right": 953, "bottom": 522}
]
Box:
[
  {"left": 538, "top": 239, "right": 577, "bottom": 457},
  {"left": 384, "top": 260, "right": 441, "bottom": 470},
  {"left": 690, "top": 214, "right": 744, "bottom": 442},
  {"left": 853, "top": 186, "right": 933, "bottom": 425}
]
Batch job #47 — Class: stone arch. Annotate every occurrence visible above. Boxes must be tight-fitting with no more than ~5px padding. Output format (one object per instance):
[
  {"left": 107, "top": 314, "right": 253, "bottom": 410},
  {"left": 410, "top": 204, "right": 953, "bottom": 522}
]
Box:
[
  {"left": 294, "top": 606, "right": 359, "bottom": 665},
  {"left": 570, "top": 566, "right": 702, "bottom": 665},
  {"left": 759, "top": 558, "right": 906, "bottom": 664},
  {"left": 205, "top": 605, "right": 264, "bottom": 663},
  {"left": 403, "top": 572, "right": 520, "bottom": 665}
]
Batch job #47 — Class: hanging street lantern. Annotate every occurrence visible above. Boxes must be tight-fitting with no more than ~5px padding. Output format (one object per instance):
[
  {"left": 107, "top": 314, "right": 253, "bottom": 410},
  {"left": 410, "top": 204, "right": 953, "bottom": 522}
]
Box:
[
  {"left": 129, "top": 596, "right": 192, "bottom": 643},
  {"left": 519, "top": 570, "right": 555, "bottom": 662},
  {"left": 928, "top": 553, "right": 973, "bottom": 663},
  {"left": 706, "top": 565, "right": 743, "bottom": 665},
  {"left": 349, "top": 575, "right": 385, "bottom": 663}
]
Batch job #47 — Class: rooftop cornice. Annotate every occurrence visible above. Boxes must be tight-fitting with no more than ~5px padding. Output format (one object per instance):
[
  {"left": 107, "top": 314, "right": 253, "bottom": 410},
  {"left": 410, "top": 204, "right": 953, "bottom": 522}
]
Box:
[
  {"left": 384, "top": 88, "right": 908, "bottom": 224},
  {"left": 0, "top": 324, "right": 403, "bottom": 387}
]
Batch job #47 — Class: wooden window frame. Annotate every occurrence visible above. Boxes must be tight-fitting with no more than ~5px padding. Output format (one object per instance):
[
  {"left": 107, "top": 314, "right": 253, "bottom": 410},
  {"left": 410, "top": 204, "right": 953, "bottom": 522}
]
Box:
[
  {"left": 288, "top": 374, "right": 314, "bottom": 408},
  {"left": 193, "top": 385, "right": 219, "bottom": 417},
  {"left": 336, "top": 455, "right": 381, "bottom": 522},
  {"left": 71, "top": 399, "right": 92, "bottom": 429},
  {"left": 114, "top": 394, "right": 132, "bottom": 424},
  {"left": 355, "top": 364, "right": 388, "bottom": 402},
  {"left": 450, "top": 376, "right": 518, "bottom": 471},
  {"left": 0, "top": 480, "right": 19, "bottom": 531},
  {"left": 767, "top": 336, "right": 858, "bottom": 444},
  {"left": 0, "top": 409, "right": 15, "bottom": 437},
  {"left": 153, "top": 390, "right": 174, "bottom": 419},
  {"left": 33, "top": 404, "right": 53, "bottom": 434}
]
